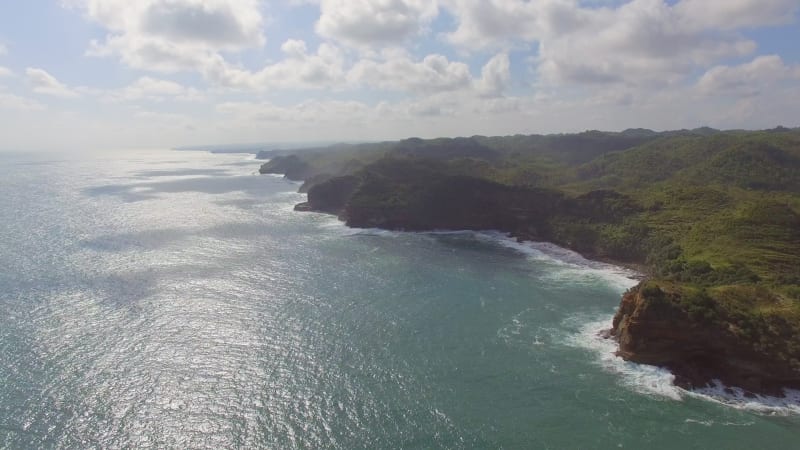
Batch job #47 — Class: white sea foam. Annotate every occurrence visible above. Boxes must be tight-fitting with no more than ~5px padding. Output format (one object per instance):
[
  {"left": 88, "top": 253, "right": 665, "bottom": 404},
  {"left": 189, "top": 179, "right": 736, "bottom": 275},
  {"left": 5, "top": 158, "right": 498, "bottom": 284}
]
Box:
[
  {"left": 422, "top": 230, "right": 640, "bottom": 291},
  {"left": 348, "top": 228, "right": 404, "bottom": 238},
  {"left": 328, "top": 227, "right": 641, "bottom": 290},
  {"left": 688, "top": 382, "right": 800, "bottom": 415},
  {"left": 569, "top": 314, "right": 800, "bottom": 415},
  {"left": 567, "top": 315, "right": 683, "bottom": 401}
]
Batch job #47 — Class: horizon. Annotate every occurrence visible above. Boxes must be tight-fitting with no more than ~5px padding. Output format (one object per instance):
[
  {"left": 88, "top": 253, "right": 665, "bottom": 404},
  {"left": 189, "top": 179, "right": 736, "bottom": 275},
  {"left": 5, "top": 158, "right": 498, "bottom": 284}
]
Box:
[
  {"left": 0, "top": 1, "right": 799, "bottom": 152},
  {"left": 5, "top": 124, "right": 800, "bottom": 155}
]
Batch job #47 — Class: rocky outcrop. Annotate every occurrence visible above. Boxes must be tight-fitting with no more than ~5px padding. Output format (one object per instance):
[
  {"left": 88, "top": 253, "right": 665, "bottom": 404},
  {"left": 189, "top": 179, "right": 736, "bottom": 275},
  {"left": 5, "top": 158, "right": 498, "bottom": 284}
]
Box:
[
  {"left": 295, "top": 175, "right": 361, "bottom": 215},
  {"left": 610, "top": 282, "right": 800, "bottom": 395}
]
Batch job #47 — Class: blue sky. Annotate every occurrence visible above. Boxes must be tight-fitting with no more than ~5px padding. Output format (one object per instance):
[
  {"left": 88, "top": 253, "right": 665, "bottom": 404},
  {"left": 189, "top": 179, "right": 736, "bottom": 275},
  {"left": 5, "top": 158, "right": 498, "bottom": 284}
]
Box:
[{"left": 0, "top": 0, "right": 798, "bottom": 151}]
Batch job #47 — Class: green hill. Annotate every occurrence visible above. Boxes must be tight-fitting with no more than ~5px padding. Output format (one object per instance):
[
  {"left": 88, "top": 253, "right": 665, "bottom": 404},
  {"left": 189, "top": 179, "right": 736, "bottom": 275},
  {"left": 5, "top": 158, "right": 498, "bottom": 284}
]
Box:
[{"left": 260, "top": 128, "right": 800, "bottom": 394}]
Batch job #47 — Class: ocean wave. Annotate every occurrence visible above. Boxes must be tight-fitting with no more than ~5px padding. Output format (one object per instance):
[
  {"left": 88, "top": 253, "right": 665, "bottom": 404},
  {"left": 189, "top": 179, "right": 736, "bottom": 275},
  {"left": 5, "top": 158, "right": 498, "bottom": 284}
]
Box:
[
  {"left": 567, "top": 315, "right": 683, "bottom": 401},
  {"left": 569, "top": 314, "right": 800, "bottom": 415}
]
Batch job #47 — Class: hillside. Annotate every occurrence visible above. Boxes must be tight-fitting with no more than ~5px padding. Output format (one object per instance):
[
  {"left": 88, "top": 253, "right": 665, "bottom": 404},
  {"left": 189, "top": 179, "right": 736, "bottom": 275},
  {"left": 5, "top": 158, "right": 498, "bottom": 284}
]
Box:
[{"left": 260, "top": 128, "right": 800, "bottom": 394}]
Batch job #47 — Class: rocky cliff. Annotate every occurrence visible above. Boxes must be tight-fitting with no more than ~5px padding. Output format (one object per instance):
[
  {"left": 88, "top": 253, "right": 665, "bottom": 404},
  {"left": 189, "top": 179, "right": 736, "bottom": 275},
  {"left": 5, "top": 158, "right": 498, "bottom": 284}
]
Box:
[{"left": 611, "top": 282, "right": 800, "bottom": 395}]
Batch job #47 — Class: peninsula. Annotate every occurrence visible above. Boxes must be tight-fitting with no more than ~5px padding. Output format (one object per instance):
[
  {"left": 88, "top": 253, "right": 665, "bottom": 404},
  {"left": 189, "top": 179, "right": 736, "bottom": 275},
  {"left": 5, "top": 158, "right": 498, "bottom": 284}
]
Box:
[{"left": 260, "top": 128, "right": 800, "bottom": 395}]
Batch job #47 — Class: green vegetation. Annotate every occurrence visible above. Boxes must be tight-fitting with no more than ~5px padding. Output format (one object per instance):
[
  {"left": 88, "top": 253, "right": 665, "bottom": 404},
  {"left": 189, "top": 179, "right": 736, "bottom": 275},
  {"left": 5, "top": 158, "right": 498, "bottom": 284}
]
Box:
[{"left": 262, "top": 127, "right": 800, "bottom": 382}]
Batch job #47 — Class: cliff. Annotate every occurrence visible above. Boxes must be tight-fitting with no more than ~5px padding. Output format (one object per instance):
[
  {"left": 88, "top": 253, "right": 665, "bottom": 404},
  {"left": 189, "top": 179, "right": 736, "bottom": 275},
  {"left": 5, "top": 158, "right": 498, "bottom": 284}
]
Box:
[
  {"left": 259, "top": 155, "right": 312, "bottom": 181},
  {"left": 611, "top": 282, "right": 800, "bottom": 395},
  {"left": 297, "top": 157, "right": 647, "bottom": 265}
]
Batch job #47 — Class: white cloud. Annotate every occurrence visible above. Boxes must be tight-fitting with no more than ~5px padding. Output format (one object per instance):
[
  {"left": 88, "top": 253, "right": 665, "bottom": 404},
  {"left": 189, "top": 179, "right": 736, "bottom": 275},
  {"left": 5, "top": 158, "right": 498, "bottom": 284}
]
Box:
[
  {"left": 106, "top": 77, "right": 203, "bottom": 101},
  {"left": 697, "top": 55, "right": 800, "bottom": 97},
  {"left": 0, "top": 66, "right": 13, "bottom": 77},
  {"left": 0, "top": 43, "right": 7, "bottom": 55},
  {"left": 346, "top": 51, "right": 512, "bottom": 97},
  {"left": 535, "top": 0, "right": 757, "bottom": 87},
  {"left": 316, "top": 0, "right": 439, "bottom": 49},
  {"left": 476, "top": 53, "right": 511, "bottom": 97},
  {"left": 217, "top": 99, "right": 371, "bottom": 123},
  {"left": 205, "top": 39, "right": 345, "bottom": 90},
  {"left": 441, "top": 0, "right": 541, "bottom": 49},
  {"left": 70, "top": 2, "right": 351, "bottom": 91},
  {"left": 72, "top": 0, "right": 265, "bottom": 72},
  {"left": 26, "top": 68, "right": 80, "bottom": 98},
  {"left": 348, "top": 51, "right": 471, "bottom": 93},
  {"left": 441, "top": 0, "right": 796, "bottom": 88},
  {"left": 139, "top": 0, "right": 264, "bottom": 47}
]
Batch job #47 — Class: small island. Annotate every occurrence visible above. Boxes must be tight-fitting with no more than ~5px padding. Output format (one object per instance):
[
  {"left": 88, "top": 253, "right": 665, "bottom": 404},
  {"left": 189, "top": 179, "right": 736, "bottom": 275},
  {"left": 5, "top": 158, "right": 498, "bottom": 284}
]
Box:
[{"left": 259, "top": 127, "right": 800, "bottom": 396}]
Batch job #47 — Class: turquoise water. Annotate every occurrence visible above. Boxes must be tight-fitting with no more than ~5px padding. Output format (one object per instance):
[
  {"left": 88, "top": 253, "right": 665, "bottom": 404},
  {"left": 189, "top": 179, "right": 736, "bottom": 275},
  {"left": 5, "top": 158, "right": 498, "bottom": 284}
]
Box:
[{"left": 1, "top": 150, "right": 799, "bottom": 449}]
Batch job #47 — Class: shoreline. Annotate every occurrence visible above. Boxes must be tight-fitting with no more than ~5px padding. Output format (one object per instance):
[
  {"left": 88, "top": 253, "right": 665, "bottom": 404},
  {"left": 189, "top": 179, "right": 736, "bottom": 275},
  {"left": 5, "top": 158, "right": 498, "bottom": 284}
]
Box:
[
  {"left": 282, "top": 170, "right": 800, "bottom": 399},
  {"left": 319, "top": 205, "right": 800, "bottom": 412},
  {"left": 573, "top": 315, "right": 800, "bottom": 415},
  {"left": 296, "top": 201, "right": 650, "bottom": 282},
  {"left": 508, "top": 231, "right": 650, "bottom": 280}
]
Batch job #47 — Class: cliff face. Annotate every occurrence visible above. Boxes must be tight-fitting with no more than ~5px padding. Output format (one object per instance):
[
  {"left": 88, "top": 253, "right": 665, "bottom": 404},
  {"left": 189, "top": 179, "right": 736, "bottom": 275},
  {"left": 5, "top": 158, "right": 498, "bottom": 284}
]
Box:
[
  {"left": 344, "top": 175, "right": 563, "bottom": 235},
  {"left": 611, "top": 282, "right": 800, "bottom": 395},
  {"left": 295, "top": 175, "right": 360, "bottom": 215}
]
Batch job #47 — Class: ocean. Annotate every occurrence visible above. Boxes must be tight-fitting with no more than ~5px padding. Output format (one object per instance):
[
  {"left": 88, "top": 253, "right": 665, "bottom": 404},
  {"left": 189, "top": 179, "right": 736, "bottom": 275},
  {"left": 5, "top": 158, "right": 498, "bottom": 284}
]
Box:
[{"left": 1, "top": 150, "right": 799, "bottom": 449}]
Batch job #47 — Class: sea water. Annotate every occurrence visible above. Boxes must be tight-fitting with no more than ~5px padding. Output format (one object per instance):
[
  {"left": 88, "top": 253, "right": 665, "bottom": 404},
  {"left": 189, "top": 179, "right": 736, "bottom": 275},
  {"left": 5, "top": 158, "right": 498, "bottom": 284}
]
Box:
[{"left": 1, "top": 150, "right": 799, "bottom": 449}]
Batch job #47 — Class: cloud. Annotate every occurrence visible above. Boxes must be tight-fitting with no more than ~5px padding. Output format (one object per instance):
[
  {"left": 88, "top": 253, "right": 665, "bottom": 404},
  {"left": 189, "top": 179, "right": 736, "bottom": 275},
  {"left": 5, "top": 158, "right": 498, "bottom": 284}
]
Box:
[
  {"left": 441, "top": 0, "right": 796, "bottom": 88},
  {"left": 675, "top": 0, "right": 800, "bottom": 31},
  {"left": 476, "top": 53, "right": 511, "bottom": 97},
  {"left": 0, "top": 43, "right": 6, "bottom": 55},
  {"left": 26, "top": 68, "right": 80, "bottom": 98},
  {"left": 106, "top": 76, "right": 203, "bottom": 101},
  {"left": 217, "top": 99, "right": 371, "bottom": 123},
  {"left": 440, "top": 0, "right": 541, "bottom": 49},
  {"left": 697, "top": 55, "right": 800, "bottom": 97},
  {"left": 316, "top": 0, "right": 439, "bottom": 49},
  {"left": 347, "top": 51, "right": 512, "bottom": 97},
  {"left": 204, "top": 39, "right": 345, "bottom": 90},
  {"left": 71, "top": 2, "right": 349, "bottom": 91},
  {"left": 0, "top": 66, "right": 13, "bottom": 77},
  {"left": 71, "top": 0, "right": 265, "bottom": 72},
  {"left": 535, "top": 0, "right": 757, "bottom": 87},
  {"left": 348, "top": 51, "right": 471, "bottom": 93},
  {"left": 140, "top": 0, "right": 264, "bottom": 47}
]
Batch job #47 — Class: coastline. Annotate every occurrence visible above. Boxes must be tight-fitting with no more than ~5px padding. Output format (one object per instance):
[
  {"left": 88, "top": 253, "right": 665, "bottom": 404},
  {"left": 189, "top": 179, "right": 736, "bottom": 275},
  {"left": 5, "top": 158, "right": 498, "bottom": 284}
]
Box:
[
  {"left": 507, "top": 230, "right": 650, "bottom": 280},
  {"left": 299, "top": 202, "right": 649, "bottom": 281},
  {"left": 274, "top": 157, "right": 800, "bottom": 399},
  {"left": 309, "top": 201, "right": 800, "bottom": 412}
]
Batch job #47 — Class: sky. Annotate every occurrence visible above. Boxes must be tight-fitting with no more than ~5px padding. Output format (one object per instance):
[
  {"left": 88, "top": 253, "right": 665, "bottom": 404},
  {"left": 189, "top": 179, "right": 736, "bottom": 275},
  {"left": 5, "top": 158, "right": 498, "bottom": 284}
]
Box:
[{"left": 0, "top": 0, "right": 798, "bottom": 151}]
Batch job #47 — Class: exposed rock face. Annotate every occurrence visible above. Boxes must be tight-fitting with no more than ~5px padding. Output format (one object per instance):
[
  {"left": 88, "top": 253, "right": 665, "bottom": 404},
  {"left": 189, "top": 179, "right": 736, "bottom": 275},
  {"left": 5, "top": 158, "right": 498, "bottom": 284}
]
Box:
[{"left": 611, "top": 282, "right": 800, "bottom": 395}]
